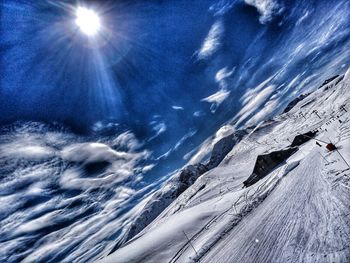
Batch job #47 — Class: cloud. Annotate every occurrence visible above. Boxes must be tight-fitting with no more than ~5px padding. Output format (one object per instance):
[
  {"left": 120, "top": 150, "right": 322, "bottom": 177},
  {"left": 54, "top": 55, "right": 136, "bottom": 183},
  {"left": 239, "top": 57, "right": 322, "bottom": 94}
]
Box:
[
  {"left": 171, "top": 105, "right": 184, "bottom": 110},
  {"left": 156, "top": 130, "right": 197, "bottom": 161},
  {"left": 214, "top": 124, "right": 235, "bottom": 140},
  {"left": 112, "top": 131, "right": 143, "bottom": 151},
  {"left": 59, "top": 168, "right": 131, "bottom": 190},
  {"left": 245, "top": 99, "right": 279, "bottom": 126},
  {"left": 148, "top": 121, "right": 167, "bottom": 141},
  {"left": 202, "top": 89, "right": 230, "bottom": 104},
  {"left": 60, "top": 142, "right": 150, "bottom": 190},
  {"left": 209, "top": 0, "right": 235, "bottom": 16},
  {"left": 215, "top": 67, "right": 235, "bottom": 83},
  {"left": 141, "top": 164, "right": 155, "bottom": 173},
  {"left": 193, "top": 111, "right": 205, "bottom": 117},
  {"left": 202, "top": 89, "right": 231, "bottom": 113},
  {"left": 174, "top": 130, "right": 197, "bottom": 150},
  {"left": 0, "top": 133, "right": 56, "bottom": 161},
  {"left": 0, "top": 122, "right": 155, "bottom": 263},
  {"left": 153, "top": 123, "right": 167, "bottom": 135},
  {"left": 241, "top": 74, "right": 275, "bottom": 103},
  {"left": 244, "top": 0, "right": 284, "bottom": 24},
  {"left": 197, "top": 20, "right": 224, "bottom": 60},
  {"left": 91, "top": 121, "right": 119, "bottom": 134},
  {"left": 296, "top": 11, "right": 310, "bottom": 26},
  {"left": 236, "top": 84, "right": 276, "bottom": 126},
  {"left": 0, "top": 144, "right": 55, "bottom": 161},
  {"left": 155, "top": 148, "right": 173, "bottom": 161},
  {"left": 186, "top": 124, "right": 235, "bottom": 165},
  {"left": 61, "top": 142, "right": 128, "bottom": 163},
  {"left": 201, "top": 67, "right": 234, "bottom": 113}
]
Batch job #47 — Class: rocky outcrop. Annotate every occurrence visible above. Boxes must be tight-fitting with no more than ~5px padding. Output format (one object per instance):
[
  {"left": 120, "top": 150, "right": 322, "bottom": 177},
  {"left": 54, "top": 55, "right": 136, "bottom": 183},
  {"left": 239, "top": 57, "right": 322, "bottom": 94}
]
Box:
[
  {"left": 243, "top": 147, "right": 298, "bottom": 187},
  {"left": 290, "top": 131, "right": 317, "bottom": 147},
  {"left": 177, "top": 163, "right": 209, "bottom": 194},
  {"left": 283, "top": 93, "right": 310, "bottom": 113},
  {"left": 318, "top": 75, "right": 339, "bottom": 89},
  {"left": 206, "top": 130, "right": 247, "bottom": 170},
  {"left": 316, "top": 74, "right": 344, "bottom": 92}
]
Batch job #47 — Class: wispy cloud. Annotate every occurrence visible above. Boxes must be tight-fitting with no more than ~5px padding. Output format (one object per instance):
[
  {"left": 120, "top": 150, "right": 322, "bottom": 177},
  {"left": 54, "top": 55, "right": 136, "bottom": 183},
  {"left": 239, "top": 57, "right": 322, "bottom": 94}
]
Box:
[
  {"left": 0, "top": 144, "right": 55, "bottom": 161},
  {"left": 197, "top": 20, "right": 224, "bottom": 60},
  {"left": 148, "top": 121, "right": 167, "bottom": 141},
  {"left": 201, "top": 67, "right": 234, "bottom": 113},
  {"left": 215, "top": 67, "right": 235, "bottom": 84},
  {"left": 171, "top": 105, "right": 184, "bottom": 110},
  {"left": 236, "top": 84, "right": 275, "bottom": 126},
  {"left": 112, "top": 131, "right": 143, "bottom": 151},
  {"left": 244, "top": 0, "right": 284, "bottom": 24},
  {"left": 193, "top": 111, "right": 204, "bottom": 117},
  {"left": 209, "top": 0, "right": 235, "bottom": 16},
  {"left": 156, "top": 130, "right": 197, "bottom": 161},
  {"left": 186, "top": 124, "right": 234, "bottom": 165},
  {"left": 202, "top": 89, "right": 231, "bottom": 113},
  {"left": 60, "top": 141, "right": 150, "bottom": 190},
  {"left": 174, "top": 129, "right": 197, "bottom": 150}
]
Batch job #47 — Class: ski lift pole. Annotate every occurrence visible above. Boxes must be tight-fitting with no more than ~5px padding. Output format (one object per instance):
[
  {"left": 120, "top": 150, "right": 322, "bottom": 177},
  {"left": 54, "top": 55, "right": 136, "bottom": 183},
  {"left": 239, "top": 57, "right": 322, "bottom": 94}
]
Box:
[
  {"left": 325, "top": 137, "right": 350, "bottom": 169},
  {"left": 318, "top": 152, "right": 329, "bottom": 165},
  {"left": 312, "top": 110, "right": 321, "bottom": 119},
  {"left": 335, "top": 149, "right": 350, "bottom": 169},
  {"left": 182, "top": 231, "right": 198, "bottom": 256},
  {"left": 299, "top": 112, "right": 307, "bottom": 120},
  {"left": 340, "top": 105, "right": 347, "bottom": 112}
]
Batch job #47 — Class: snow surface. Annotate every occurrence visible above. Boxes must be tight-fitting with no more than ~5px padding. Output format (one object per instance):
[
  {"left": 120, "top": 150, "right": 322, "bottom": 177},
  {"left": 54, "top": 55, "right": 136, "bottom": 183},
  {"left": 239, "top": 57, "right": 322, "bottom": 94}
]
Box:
[{"left": 101, "top": 69, "right": 350, "bottom": 263}]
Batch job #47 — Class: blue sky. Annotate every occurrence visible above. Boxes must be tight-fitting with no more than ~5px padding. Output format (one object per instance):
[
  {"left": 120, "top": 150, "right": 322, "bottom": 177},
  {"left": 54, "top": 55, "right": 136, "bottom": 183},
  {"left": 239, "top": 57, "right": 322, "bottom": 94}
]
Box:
[{"left": 2, "top": 0, "right": 349, "bottom": 166}]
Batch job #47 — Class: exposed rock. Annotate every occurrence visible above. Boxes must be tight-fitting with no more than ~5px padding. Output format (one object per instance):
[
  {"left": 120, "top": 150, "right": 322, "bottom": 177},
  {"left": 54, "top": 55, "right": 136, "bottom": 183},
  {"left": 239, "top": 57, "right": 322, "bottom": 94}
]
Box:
[
  {"left": 243, "top": 147, "right": 298, "bottom": 187},
  {"left": 283, "top": 93, "right": 310, "bottom": 113},
  {"left": 290, "top": 131, "right": 317, "bottom": 147},
  {"left": 318, "top": 75, "right": 344, "bottom": 91},
  {"left": 206, "top": 130, "right": 247, "bottom": 169},
  {"left": 177, "top": 163, "right": 208, "bottom": 194},
  {"left": 318, "top": 75, "right": 339, "bottom": 89}
]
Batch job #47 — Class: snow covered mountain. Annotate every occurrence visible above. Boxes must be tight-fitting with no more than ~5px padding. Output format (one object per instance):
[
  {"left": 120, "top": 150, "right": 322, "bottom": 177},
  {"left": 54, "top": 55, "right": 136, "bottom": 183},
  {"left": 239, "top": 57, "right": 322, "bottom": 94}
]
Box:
[
  {"left": 110, "top": 128, "right": 248, "bottom": 253},
  {"left": 100, "top": 69, "right": 350, "bottom": 263}
]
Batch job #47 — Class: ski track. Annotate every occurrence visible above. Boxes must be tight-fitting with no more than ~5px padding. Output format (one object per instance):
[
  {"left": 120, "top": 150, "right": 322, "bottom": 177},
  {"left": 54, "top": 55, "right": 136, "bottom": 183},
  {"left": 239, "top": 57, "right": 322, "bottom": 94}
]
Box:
[{"left": 201, "top": 150, "right": 350, "bottom": 263}]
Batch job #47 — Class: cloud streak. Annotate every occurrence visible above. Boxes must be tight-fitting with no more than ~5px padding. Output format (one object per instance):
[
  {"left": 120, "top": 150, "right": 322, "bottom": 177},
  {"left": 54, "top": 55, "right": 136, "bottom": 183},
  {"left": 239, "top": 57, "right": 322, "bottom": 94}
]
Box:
[
  {"left": 244, "top": 0, "right": 284, "bottom": 24},
  {"left": 197, "top": 20, "right": 224, "bottom": 60}
]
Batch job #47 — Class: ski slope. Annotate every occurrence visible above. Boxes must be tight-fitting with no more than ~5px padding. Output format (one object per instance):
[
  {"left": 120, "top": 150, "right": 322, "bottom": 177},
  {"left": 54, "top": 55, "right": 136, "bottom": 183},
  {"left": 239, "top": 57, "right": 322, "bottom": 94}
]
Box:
[
  {"left": 100, "top": 70, "right": 350, "bottom": 263},
  {"left": 202, "top": 149, "right": 350, "bottom": 263}
]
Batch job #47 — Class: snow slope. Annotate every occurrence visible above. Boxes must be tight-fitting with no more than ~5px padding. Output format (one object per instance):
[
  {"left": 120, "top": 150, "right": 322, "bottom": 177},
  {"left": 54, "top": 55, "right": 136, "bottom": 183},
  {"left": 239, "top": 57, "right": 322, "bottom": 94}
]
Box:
[
  {"left": 109, "top": 128, "right": 249, "bottom": 252},
  {"left": 100, "top": 69, "right": 350, "bottom": 263}
]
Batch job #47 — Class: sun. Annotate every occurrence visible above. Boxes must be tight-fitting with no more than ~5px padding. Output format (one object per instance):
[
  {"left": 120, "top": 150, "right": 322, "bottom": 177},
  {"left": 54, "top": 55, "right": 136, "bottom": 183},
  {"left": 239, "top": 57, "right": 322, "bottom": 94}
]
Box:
[{"left": 75, "top": 7, "right": 101, "bottom": 36}]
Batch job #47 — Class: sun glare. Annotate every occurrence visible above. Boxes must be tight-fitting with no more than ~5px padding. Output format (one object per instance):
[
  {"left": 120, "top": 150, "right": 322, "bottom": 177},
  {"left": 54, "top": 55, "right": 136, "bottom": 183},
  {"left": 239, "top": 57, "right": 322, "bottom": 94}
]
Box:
[{"left": 75, "top": 7, "right": 101, "bottom": 36}]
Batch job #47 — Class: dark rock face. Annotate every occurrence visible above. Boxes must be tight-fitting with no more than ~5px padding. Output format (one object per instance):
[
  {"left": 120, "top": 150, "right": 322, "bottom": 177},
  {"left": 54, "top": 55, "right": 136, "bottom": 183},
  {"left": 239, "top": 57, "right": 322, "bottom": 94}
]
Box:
[
  {"left": 206, "top": 130, "right": 247, "bottom": 170},
  {"left": 283, "top": 93, "right": 310, "bottom": 113},
  {"left": 177, "top": 163, "right": 208, "bottom": 195},
  {"left": 317, "top": 74, "right": 344, "bottom": 91},
  {"left": 243, "top": 147, "right": 298, "bottom": 187},
  {"left": 179, "top": 164, "right": 208, "bottom": 187},
  {"left": 290, "top": 131, "right": 317, "bottom": 147},
  {"left": 318, "top": 75, "right": 339, "bottom": 89}
]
